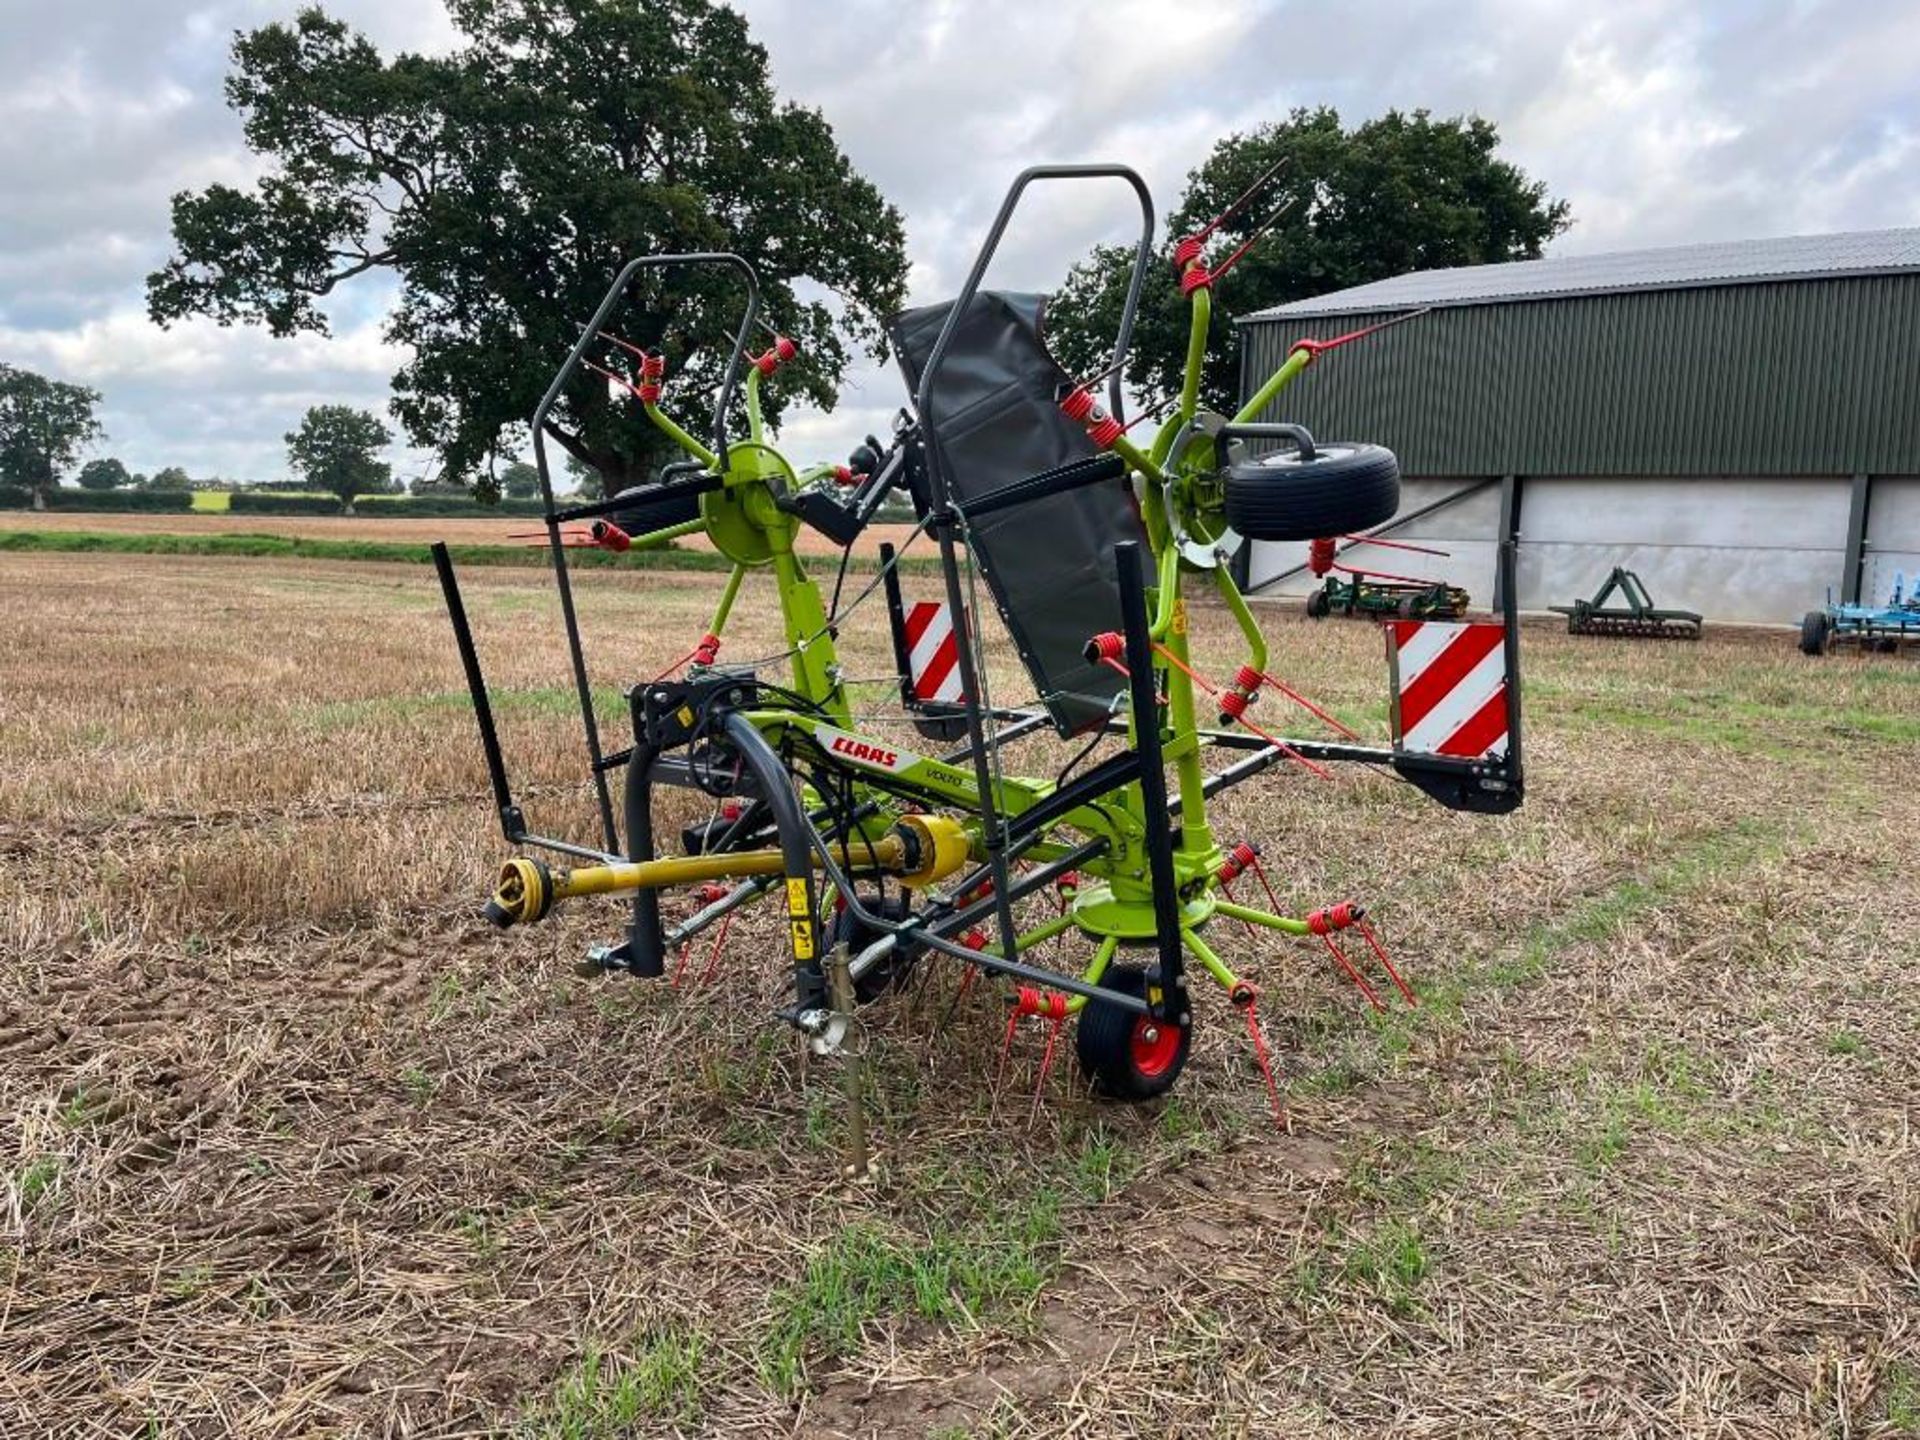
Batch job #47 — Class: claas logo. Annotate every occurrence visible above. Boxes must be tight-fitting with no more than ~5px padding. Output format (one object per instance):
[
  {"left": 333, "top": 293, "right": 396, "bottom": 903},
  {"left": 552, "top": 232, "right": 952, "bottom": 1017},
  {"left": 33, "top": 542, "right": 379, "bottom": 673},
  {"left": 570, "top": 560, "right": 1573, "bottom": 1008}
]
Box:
[{"left": 830, "top": 735, "right": 898, "bottom": 768}]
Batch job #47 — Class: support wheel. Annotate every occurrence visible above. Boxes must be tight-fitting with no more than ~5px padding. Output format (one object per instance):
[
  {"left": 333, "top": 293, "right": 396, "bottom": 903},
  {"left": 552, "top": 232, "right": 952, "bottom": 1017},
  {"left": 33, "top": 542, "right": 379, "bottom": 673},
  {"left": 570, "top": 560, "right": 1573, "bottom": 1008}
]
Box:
[
  {"left": 1798, "top": 610, "right": 1830, "bottom": 656},
  {"left": 825, "top": 893, "right": 916, "bottom": 1004},
  {"left": 1224, "top": 442, "right": 1400, "bottom": 542},
  {"left": 1305, "top": 587, "right": 1331, "bottom": 619},
  {"left": 1075, "top": 966, "right": 1191, "bottom": 1101}
]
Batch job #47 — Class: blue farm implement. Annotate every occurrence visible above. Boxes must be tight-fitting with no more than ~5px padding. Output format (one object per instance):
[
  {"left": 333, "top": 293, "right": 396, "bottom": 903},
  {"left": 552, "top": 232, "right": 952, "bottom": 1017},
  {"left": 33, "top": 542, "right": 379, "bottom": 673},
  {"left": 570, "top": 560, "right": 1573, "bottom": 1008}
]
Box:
[{"left": 1800, "top": 576, "right": 1919, "bottom": 655}]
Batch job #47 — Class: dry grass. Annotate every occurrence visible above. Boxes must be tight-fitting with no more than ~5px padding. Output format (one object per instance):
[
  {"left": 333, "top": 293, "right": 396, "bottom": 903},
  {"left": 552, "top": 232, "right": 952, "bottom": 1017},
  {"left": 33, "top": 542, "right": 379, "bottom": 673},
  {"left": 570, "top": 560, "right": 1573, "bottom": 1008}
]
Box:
[{"left": 2, "top": 549, "right": 1916, "bottom": 1438}]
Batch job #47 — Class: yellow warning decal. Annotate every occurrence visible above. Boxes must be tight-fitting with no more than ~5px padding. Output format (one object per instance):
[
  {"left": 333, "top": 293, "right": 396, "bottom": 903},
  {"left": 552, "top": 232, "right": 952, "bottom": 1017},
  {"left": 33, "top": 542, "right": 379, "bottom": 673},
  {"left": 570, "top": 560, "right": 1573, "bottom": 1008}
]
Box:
[
  {"left": 1171, "top": 600, "right": 1188, "bottom": 636},
  {"left": 677, "top": 704, "right": 696, "bottom": 728},
  {"left": 790, "top": 919, "right": 816, "bottom": 960},
  {"left": 786, "top": 878, "right": 809, "bottom": 915}
]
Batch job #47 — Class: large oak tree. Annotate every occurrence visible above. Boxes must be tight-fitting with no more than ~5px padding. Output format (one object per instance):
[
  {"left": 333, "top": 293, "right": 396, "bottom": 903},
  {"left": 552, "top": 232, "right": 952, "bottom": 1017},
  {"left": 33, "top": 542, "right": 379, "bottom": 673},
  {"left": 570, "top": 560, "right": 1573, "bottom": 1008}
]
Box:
[
  {"left": 286, "top": 404, "right": 393, "bottom": 508},
  {"left": 149, "top": 0, "right": 909, "bottom": 492}
]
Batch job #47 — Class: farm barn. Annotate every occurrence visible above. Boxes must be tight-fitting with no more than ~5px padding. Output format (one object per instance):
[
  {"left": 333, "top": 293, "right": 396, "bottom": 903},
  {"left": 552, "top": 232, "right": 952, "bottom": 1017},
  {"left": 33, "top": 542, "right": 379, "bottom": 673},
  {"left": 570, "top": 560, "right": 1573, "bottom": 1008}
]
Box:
[{"left": 1236, "top": 228, "right": 1920, "bottom": 624}]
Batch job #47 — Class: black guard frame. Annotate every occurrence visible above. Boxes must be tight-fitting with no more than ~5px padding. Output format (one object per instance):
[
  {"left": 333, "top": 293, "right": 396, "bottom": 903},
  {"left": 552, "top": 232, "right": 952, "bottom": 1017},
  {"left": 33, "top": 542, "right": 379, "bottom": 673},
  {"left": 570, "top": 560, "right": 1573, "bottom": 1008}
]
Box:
[
  {"left": 436, "top": 253, "right": 763, "bottom": 865},
  {"left": 908, "top": 164, "right": 1178, "bottom": 991}
]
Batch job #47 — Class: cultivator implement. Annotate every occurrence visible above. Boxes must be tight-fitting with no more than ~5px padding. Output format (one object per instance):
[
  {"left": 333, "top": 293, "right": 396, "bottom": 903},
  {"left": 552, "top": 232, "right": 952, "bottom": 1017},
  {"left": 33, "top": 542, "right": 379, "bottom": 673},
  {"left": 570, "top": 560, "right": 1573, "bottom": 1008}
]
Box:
[
  {"left": 433, "top": 162, "right": 1526, "bottom": 1165},
  {"left": 1800, "top": 574, "right": 1918, "bottom": 655},
  {"left": 1300, "top": 533, "right": 1470, "bottom": 621},
  {"left": 1550, "top": 566, "right": 1701, "bottom": 639}
]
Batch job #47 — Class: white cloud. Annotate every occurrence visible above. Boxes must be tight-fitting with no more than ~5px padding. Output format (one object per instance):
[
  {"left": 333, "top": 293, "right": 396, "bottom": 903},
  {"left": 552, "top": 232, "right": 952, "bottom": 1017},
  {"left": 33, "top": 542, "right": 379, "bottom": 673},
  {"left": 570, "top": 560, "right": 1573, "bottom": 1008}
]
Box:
[{"left": 1, "top": 0, "right": 1916, "bottom": 477}]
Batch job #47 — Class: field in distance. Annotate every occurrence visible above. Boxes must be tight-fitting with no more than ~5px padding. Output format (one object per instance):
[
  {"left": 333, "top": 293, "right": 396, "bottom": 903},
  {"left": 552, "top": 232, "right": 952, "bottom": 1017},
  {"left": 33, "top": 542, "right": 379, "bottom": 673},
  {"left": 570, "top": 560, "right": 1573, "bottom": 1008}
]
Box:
[{"left": 0, "top": 507, "right": 919, "bottom": 557}]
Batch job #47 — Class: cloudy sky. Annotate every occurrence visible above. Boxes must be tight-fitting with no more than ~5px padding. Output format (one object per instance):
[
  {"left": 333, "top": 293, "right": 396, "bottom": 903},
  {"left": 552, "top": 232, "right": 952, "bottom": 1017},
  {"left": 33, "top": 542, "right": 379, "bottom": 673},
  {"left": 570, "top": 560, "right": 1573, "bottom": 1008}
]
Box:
[{"left": 2, "top": 0, "right": 1916, "bottom": 483}]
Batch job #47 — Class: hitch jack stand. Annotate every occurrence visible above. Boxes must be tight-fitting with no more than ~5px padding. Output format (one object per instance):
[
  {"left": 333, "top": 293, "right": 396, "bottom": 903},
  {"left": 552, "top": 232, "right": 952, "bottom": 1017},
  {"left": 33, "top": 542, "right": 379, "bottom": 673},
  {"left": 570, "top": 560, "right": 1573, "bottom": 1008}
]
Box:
[{"left": 827, "top": 948, "right": 873, "bottom": 1183}]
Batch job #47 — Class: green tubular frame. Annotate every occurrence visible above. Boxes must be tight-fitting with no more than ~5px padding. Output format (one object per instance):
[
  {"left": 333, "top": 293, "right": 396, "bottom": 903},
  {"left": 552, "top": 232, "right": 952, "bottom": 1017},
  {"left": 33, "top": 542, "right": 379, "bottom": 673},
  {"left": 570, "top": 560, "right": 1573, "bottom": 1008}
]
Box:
[
  {"left": 473, "top": 171, "right": 1465, "bottom": 1039},
  {"left": 588, "top": 180, "right": 1333, "bottom": 1011}
]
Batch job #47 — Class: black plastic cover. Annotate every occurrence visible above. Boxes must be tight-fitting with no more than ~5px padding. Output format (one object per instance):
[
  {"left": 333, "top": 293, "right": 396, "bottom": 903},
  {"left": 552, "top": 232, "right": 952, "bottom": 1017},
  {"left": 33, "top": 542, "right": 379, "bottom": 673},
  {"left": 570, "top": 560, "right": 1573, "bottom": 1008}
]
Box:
[{"left": 888, "top": 291, "right": 1147, "bottom": 736}]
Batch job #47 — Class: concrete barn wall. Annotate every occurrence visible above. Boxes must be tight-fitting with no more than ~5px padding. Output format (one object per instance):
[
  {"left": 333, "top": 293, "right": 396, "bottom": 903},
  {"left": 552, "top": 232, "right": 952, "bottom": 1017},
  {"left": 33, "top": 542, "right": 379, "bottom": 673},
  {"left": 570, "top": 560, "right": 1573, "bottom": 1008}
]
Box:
[
  {"left": 1245, "top": 475, "right": 1867, "bottom": 625},
  {"left": 1517, "top": 477, "right": 1850, "bottom": 623},
  {"left": 1248, "top": 479, "right": 1500, "bottom": 600},
  {"left": 1865, "top": 477, "right": 1920, "bottom": 605}
]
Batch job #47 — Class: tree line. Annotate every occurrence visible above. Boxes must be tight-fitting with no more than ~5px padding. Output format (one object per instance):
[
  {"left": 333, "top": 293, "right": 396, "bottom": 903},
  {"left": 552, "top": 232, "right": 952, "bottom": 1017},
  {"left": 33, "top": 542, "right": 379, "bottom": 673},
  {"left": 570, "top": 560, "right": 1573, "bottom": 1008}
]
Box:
[{"left": 0, "top": 367, "right": 549, "bottom": 509}]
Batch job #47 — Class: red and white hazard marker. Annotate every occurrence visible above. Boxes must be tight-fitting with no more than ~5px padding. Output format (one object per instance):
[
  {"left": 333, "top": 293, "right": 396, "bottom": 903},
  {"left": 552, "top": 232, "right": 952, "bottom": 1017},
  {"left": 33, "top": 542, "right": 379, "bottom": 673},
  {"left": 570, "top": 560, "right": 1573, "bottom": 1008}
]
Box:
[
  {"left": 1387, "top": 620, "right": 1511, "bottom": 759},
  {"left": 904, "top": 600, "right": 965, "bottom": 704}
]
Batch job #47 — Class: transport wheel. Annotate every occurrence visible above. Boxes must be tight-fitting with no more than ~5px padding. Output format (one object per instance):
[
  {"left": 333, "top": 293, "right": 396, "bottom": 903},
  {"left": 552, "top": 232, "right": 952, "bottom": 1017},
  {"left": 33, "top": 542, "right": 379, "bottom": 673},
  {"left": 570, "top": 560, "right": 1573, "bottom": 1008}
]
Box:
[
  {"left": 1305, "top": 588, "right": 1331, "bottom": 619},
  {"left": 825, "top": 893, "right": 916, "bottom": 1004},
  {"left": 1224, "top": 442, "right": 1400, "bottom": 543},
  {"left": 1075, "top": 966, "right": 1191, "bottom": 1100},
  {"left": 1798, "top": 610, "right": 1830, "bottom": 656}
]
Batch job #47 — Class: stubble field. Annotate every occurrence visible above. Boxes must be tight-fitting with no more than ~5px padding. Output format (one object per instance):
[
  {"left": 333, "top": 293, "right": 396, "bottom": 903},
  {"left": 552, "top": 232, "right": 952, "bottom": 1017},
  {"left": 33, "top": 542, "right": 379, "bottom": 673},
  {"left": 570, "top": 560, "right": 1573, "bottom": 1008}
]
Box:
[{"left": 1, "top": 546, "right": 1916, "bottom": 1438}]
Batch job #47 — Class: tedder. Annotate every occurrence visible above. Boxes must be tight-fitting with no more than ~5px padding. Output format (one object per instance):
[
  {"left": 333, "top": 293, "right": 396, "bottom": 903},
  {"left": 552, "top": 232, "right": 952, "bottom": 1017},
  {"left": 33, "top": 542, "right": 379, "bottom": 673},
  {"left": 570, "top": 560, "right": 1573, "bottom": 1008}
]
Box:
[{"left": 434, "top": 165, "right": 1526, "bottom": 1158}]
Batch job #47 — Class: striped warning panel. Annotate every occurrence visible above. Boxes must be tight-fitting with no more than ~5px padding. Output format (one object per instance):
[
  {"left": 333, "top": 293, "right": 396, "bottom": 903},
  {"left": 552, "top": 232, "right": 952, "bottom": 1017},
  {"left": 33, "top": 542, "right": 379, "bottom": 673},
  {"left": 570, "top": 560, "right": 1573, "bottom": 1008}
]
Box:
[
  {"left": 904, "top": 600, "right": 965, "bottom": 704},
  {"left": 1387, "top": 620, "right": 1510, "bottom": 759}
]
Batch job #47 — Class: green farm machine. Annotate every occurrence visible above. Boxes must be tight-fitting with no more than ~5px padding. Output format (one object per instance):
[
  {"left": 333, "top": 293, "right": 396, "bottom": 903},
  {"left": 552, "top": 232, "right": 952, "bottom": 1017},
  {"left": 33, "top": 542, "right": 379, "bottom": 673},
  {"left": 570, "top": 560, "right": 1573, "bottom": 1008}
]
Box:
[{"left": 433, "top": 164, "right": 1527, "bottom": 1157}]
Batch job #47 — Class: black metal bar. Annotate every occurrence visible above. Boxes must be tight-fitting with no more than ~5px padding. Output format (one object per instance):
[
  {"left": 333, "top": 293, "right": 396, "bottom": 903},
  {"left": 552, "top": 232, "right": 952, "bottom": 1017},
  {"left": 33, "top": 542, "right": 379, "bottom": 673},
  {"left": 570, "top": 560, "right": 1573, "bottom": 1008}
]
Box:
[
  {"left": 793, "top": 787, "right": 1144, "bottom": 1014},
  {"left": 1114, "top": 541, "right": 1186, "bottom": 1021},
  {"left": 1498, "top": 537, "right": 1526, "bottom": 795},
  {"left": 514, "top": 832, "right": 623, "bottom": 864},
  {"left": 554, "top": 540, "right": 618, "bottom": 853},
  {"left": 1843, "top": 472, "right": 1872, "bottom": 605},
  {"left": 432, "top": 543, "right": 525, "bottom": 843},
  {"left": 919, "top": 926, "right": 1148, "bottom": 1013},
  {"left": 549, "top": 471, "right": 724, "bottom": 525},
  {"left": 961, "top": 453, "right": 1128, "bottom": 518},
  {"left": 878, "top": 542, "right": 919, "bottom": 715},
  {"left": 938, "top": 708, "right": 1052, "bottom": 760},
  {"left": 1495, "top": 473, "right": 1523, "bottom": 611},
  {"left": 1213, "top": 421, "right": 1316, "bottom": 466},
  {"left": 918, "top": 838, "right": 1109, "bottom": 942},
  {"left": 930, "top": 517, "right": 1024, "bottom": 962},
  {"left": 719, "top": 713, "right": 828, "bottom": 1007},
  {"left": 1008, "top": 750, "right": 1142, "bottom": 842},
  {"left": 531, "top": 252, "right": 758, "bottom": 493},
  {"left": 906, "top": 165, "right": 1154, "bottom": 976}
]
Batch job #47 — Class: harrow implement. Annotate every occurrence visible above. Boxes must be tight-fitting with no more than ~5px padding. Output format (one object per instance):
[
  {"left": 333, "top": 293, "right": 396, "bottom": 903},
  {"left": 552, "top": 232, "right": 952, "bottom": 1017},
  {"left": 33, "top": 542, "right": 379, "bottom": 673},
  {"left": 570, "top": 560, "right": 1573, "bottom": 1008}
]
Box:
[
  {"left": 431, "top": 162, "right": 1528, "bottom": 1165},
  {"left": 1550, "top": 566, "right": 1701, "bottom": 639}
]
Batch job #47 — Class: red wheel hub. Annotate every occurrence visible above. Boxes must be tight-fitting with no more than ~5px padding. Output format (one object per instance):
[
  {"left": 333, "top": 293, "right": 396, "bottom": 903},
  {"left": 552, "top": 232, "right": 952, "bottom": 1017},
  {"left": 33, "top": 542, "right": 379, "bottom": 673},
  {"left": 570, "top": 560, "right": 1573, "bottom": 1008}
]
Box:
[{"left": 1129, "top": 1016, "right": 1182, "bottom": 1078}]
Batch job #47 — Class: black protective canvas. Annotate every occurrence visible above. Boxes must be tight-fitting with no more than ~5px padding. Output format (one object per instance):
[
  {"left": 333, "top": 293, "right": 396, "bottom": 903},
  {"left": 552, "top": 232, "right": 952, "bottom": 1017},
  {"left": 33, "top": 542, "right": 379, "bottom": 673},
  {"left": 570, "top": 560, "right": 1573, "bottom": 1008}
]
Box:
[{"left": 889, "top": 291, "right": 1149, "bottom": 736}]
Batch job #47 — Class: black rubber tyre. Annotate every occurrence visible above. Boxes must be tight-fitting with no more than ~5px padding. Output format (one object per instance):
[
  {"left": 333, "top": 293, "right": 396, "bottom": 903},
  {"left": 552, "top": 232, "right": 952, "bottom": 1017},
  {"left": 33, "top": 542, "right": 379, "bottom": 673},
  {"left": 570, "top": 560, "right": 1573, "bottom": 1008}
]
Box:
[
  {"left": 1304, "top": 587, "right": 1331, "bottom": 619},
  {"left": 1074, "top": 965, "right": 1191, "bottom": 1101},
  {"left": 604, "top": 484, "right": 702, "bottom": 537},
  {"left": 1799, "top": 610, "right": 1830, "bottom": 656},
  {"left": 824, "top": 893, "right": 916, "bottom": 1005},
  {"left": 1224, "top": 442, "right": 1400, "bottom": 543}
]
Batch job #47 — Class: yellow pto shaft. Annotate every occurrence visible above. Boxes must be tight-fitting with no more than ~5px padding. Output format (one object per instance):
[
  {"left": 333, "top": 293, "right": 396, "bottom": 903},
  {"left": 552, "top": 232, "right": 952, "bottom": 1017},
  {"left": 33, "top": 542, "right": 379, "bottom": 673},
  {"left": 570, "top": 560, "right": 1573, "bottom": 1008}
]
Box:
[{"left": 483, "top": 813, "right": 970, "bottom": 928}]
